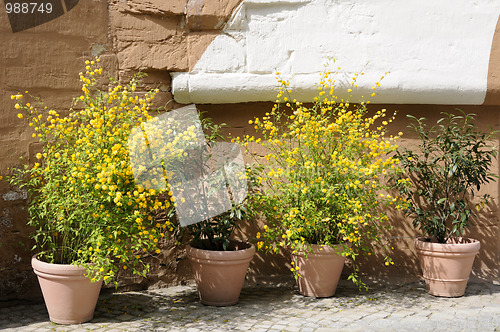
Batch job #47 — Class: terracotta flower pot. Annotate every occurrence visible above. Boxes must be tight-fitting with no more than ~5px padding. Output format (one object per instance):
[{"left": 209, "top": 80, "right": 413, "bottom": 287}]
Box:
[
  {"left": 186, "top": 241, "right": 255, "bottom": 306},
  {"left": 31, "top": 255, "right": 102, "bottom": 324},
  {"left": 415, "top": 237, "right": 480, "bottom": 297},
  {"left": 291, "top": 244, "right": 346, "bottom": 297}
]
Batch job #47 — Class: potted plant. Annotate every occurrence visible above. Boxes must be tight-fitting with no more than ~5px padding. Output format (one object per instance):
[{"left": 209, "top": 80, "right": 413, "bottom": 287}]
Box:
[
  {"left": 391, "top": 112, "right": 497, "bottom": 297},
  {"left": 240, "top": 68, "right": 403, "bottom": 296},
  {"left": 173, "top": 139, "right": 255, "bottom": 307},
  {"left": 180, "top": 202, "right": 255, "bottom": 306},
  {"left": 8, "top": 58, "right": 168, "bottom": 323},
  {"left": 137, "top": 106, "right": 256, "bottom": 306}
]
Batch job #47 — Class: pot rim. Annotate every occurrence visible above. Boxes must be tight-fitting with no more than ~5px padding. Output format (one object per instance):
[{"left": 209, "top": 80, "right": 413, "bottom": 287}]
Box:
[
  {"left": 186, "top": 241, "right": 255, "bottom": 260},
  {"left": 32, "top": 254, "right": 89, "bottom": 276},
  {"left": 415, "top": 237, "right": 480, "bottom": 253},
  {"left": 187, "top": 240, "right": 254, "bottom": 251}
]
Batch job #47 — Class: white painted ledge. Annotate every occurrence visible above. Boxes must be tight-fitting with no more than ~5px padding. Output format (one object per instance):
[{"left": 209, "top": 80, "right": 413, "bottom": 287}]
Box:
[{"left": 171, "top": 72, "right": 486, "bottom": 105}]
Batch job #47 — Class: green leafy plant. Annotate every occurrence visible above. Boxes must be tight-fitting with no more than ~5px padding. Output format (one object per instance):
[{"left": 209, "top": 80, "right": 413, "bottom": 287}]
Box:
[
  {"left": 239, "top": 67, "right": 404, "bottom": 287},
  {"left": 170, "top": 117, "right": 253, "bottom": 251},
  {"left": 8, "top": 58, "right": 170, "bottom": 284},
  {"left": 391, "top": 112, "right": 497, "bottom": 243},
  {"left": 174, "top": 201, "right": 249, "bottom": 251}
]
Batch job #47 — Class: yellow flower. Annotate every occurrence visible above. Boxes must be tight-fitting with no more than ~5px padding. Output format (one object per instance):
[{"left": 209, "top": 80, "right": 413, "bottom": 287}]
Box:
[{"left": 17, "top": 113, "right": 23, "bottom": 119}]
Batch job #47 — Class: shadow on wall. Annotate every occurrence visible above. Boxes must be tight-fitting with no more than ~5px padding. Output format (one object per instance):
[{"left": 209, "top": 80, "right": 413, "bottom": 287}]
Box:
[
  {"left": 467, "top": 195, "right": 499, "bottom": 282},
  {"left": 232, "top": 214, "right": 294, "bottom": 286},
  {"left": 355, "top": 204, "right": 421, "bottom": 284}
]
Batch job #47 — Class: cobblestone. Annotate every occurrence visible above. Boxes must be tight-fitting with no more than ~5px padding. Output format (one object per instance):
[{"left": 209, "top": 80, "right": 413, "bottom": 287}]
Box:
[{"left": 0, "top": 280, "right": 499, "bottom": 331}]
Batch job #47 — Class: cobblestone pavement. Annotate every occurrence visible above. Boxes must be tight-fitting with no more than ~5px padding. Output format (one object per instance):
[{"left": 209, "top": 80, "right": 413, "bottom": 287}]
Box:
[{"left": 1, "top": 281, "right": 499, "bottom": 331}]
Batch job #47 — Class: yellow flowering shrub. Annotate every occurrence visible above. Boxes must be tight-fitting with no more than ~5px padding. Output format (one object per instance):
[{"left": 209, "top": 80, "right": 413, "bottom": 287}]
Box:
[
  {"left": 241, "top": 68, "right": 404, "bottom": 287},
  {"left": 9, "top": 58, "right": 171, "bottom": 284}
]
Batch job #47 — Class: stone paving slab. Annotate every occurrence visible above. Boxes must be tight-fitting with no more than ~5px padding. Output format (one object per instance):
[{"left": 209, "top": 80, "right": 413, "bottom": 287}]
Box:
[{"left": 0, "top": 281, "right": 499, "bottom": 331}]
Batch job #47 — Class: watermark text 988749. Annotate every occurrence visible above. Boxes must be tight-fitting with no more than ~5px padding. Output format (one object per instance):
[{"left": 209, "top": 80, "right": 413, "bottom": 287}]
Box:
[
  {"left": 4, "top": 0, "right": 79, "bottom": 33},
  {"left": 5, "top": 2, "right": 53, "bottom": 14}
]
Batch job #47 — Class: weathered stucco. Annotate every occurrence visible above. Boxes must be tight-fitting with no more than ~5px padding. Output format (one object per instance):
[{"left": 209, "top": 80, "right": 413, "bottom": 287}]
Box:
[
  {"left": 0, "top": 0, "right": 499, "bottom": 301},
  {"left": 172, "top": 0, "right": 500, "bottom": 105}
]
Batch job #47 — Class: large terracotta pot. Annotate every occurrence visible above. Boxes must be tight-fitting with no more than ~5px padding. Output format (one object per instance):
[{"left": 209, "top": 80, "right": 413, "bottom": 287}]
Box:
[
  {"left": 31, "top": 255, "right": 102, "bottom": 324},
  {"left": 415, "top": 237, "right": 480, "bottom": 297},
  {"left": 291, "top": 244, "right": 346, "bottom": 297},
  {"left": 186, "top": 241, "right": 255, "bottom": 306}
]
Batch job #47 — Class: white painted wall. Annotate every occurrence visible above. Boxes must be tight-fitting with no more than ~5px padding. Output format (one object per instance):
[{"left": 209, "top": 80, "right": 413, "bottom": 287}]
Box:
[{"left": 172, "top": 0, "right": 500, "bottom": 105}]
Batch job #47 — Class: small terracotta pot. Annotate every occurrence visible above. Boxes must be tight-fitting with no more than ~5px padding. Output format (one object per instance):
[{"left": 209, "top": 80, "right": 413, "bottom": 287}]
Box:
[
  {"left": 32, "top": 255, "right": 102, "bottom": 324},
  {"left": 291, "top": 244, "right": 346, "bottom": 297},
  {"left": 186, "top": 241, "right": 255, "bottom": 306},
  {"left": 415, "top": 237, "right": 480, "bottom": 297}
]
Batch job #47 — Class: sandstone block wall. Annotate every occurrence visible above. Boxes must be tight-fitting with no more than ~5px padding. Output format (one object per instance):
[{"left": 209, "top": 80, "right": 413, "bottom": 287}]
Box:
[
  {"left": 0, "top": 0, "right": 247, "bottom": 300},
  {"left": 0, "top": 0, "right": 110, "bottom": 300}
]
